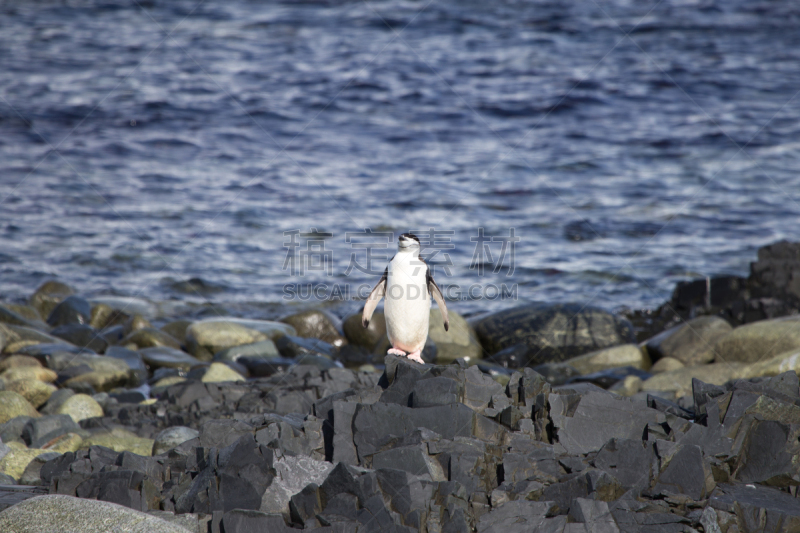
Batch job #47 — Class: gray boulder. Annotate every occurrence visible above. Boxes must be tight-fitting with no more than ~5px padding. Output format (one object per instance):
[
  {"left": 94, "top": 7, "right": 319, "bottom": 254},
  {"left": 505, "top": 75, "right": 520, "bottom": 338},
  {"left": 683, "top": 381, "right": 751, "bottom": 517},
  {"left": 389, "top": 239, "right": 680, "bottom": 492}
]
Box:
[
  {"left": 46, "top": 295, "right": 92, "bottom": 327},
  {"left": 645, "top": 315, "right": 732, "bottom": 366},
  {"left": 473, "top": 303, "right": 635, "bottom": 366}
]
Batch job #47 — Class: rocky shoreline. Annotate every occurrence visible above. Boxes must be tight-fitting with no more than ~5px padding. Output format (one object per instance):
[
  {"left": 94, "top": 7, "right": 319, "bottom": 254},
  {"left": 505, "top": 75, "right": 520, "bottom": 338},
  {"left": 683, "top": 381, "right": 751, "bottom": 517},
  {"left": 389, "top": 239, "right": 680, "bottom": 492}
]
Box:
[{"left": 2, "top": 241, "right": 800, "bottom": 532}]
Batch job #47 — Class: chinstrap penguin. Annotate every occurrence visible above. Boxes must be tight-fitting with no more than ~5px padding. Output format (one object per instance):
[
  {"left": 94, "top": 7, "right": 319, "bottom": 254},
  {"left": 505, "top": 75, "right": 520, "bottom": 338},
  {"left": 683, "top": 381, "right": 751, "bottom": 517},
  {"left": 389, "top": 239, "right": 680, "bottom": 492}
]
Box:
[{"left": 362, "top": 233, "right": 449, "bottom": 363}]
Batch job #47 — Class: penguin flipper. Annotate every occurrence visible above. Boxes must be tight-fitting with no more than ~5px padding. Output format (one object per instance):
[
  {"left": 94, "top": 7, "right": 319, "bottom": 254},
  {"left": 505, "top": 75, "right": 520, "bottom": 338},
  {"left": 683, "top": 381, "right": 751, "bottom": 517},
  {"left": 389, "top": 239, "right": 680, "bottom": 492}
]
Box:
[
  {"left": 362, "top": 268, "right": 387, "bottom": 328},
  {"left": 427, "top": 269, "right": 449, "bottom": 332}
]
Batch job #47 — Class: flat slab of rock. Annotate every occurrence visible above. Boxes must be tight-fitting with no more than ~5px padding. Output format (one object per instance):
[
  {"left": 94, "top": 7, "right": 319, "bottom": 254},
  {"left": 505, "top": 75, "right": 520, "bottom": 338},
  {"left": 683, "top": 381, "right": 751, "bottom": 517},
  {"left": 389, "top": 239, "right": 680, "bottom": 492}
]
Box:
[{"left": 551, "top": 391, "right": 665, "bottom": 455}]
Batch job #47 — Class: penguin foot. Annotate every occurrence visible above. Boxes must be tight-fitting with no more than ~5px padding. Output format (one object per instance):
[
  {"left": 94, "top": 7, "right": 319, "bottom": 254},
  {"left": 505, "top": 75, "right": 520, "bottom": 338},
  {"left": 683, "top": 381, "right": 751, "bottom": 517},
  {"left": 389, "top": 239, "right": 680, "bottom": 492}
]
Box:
[
  {"left": 387, "top": 348, "right": 407, "bottom": 356},
  {"left": 406, "top": 350, "right": 424, "bottom": 364}
]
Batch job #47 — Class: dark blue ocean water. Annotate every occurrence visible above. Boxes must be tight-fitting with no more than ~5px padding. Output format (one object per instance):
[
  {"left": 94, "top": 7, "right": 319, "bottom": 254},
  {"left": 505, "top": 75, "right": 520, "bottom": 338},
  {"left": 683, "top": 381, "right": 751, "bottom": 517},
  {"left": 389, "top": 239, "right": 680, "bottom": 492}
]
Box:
[{"left": 1, "top": 0, "right": 799, "bottom": 318}]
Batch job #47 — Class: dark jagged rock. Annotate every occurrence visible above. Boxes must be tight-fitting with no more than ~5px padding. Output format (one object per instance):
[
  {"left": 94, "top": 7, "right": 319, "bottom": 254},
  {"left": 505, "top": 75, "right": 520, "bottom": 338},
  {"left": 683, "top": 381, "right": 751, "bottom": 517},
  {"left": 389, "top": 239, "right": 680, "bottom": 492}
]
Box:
[
  {"left": 476, "top": 500, "right": 557, "bottom": 533},
  {"left": 539, "top": 469, "right": 623, "bottom": 515},
  {"left": 21, "top": 415, "right": 79, "bottom": 448},
  {"left": 650, "top": 443, "right": 715, "bottom": 500},
  {"left": 220, "top": 509, "right": 290, "bottom": 533},
  {"left": 709, "top": 482, "right": 800, "bottom": 533},
  {"left": 550, "top": 391, "right": 665, "bottom": 455},
  {"left": 9, "top": 303, "right": 800, "bottom": 533},
  {"left": 353, "top": 402, "right": 474, "bottom": 461},
  {"left": 473, "top": 303, "right": 636, "bottom": 366},
  {"left": 593, "top": 438, "right": 654, "bottom": 493}
]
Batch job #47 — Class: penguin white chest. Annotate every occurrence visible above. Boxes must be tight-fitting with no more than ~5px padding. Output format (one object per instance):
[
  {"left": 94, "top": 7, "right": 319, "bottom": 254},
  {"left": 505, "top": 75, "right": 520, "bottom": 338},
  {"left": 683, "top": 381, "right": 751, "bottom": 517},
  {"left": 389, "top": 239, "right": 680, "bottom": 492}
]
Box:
[{"left": 384, "top": 252, "right": 430, "bottom": 353}]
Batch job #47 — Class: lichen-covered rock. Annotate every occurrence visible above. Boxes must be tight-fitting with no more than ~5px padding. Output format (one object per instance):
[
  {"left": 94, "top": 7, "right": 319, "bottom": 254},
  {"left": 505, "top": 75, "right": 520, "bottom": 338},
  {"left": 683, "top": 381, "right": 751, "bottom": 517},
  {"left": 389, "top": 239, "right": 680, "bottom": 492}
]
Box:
[
  {"left": 1, "top": 366, "right": 57, "bottom": 384},
  {"left": 645, "top": 316, "right": 732, "bottom": 366},
  {"left": 120, "top": 327, "right": 182, "bottom": 350},
  {"left": 343, "top": 311, "right": 386, "bottom": 349},
  {"left": 81, "top": 428, "right": 153, "bottom": 456},
  {"left": 4, "top": 379, "right": 57, "bottom": 408},
  {"left": 428, "top": 309, "right": 483, "bottom": 364},
  {"left": 710, "top": 317, "right": 800, "bottom": 364},
  {"left": 641, "top": 363, "right": 748, "bottom": 396},
  {"left": 56, "top": 394, "right": 104, "bottom": 423},
  {"left": 0, "top": 355, "right": 42, "bottom": 373},
  {"left": 0, "top": 391, "right": 40, "bottom": 424},
  {"left": 200, "top": 362, "right": 246, "bottom": 383},
  {"left": 185, "top": 321, "right": 269, "bottom": 361}
]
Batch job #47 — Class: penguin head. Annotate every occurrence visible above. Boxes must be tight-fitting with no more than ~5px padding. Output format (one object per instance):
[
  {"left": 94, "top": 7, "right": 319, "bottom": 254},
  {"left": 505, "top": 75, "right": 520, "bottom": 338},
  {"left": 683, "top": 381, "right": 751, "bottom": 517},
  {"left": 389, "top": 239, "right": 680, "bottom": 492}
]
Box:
[{"left": 398, "top": 233, "right": 421, "bottom": 250}]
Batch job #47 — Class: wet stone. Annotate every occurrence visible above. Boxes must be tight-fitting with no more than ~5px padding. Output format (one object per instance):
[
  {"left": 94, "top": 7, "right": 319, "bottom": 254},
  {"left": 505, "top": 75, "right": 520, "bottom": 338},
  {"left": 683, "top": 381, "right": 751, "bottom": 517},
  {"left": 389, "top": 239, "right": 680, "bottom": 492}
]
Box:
[
  {"left": 139, "top": 346, "right": 202, "bottom": 370},
  {"left": 47, "top": 295, "right": 92, "bottom": 327},
  {"left": 276, "top": 335, "right": 336, "bottom": 359}
]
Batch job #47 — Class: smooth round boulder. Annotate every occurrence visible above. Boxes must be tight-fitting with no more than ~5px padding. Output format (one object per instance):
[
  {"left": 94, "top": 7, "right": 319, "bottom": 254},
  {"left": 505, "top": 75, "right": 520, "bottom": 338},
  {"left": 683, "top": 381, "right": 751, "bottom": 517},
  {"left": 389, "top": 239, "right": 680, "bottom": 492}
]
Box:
[
  {"left": 0, "top": 305, "right": 42, "bottom": 329},
  {"left": 710, "top": 317, "right": 800, "bottom": 364},
  {"left": 39, "top": 389, "right": 76, "bottom": 415},
  {"left": 650, "top": 357, "right": 685, "bottom": 373},
  {"left": 214, "top": 339, "right": 280, "bottom": 363},
  {"left": 63, "top": 369, "right": 130, "bottom": 393},
  {"left": 641, "top": 363, "right": 749, "bottom": 396},
  {"left": 0, "top": 391, "right": 40, "bottom": 424},
  {"left": 185, "top": 321, "right": 268, "bottom": 361},
  {"left": 343, "top": 311, "right": 386, "bottom": 349},
  {"left": 200, "top": 362, "right": 246, "bottom": 383},
  {"left": 120, "top": 327, "right": 182, "bottom": 350},
  {"left": 89, "top": 303, "right": 114, "bottom": 330},
  {"left": 428, "top": 309, "right": 483, "bottom": 365},
  {"left": 473, "top": 303, "right": 636, "bottom": 366},
  {"left": 81, "top": 428, "right": 153, "bottom": 456},
  {"left": 152, "top": 426, "right": 200, "bottom": 455},
  {"left": 1, "top": 366, "right": 57, "bottom": 384},
  {"left": 56, "top": 393, "right": 104, "bottom": 423},
  {"left": 532, "top": 344, "right": 649, "bottom": 385},
  {"left": 160, "top": 320, "right": 192, "bottom": 343},
  {"left": 4, "top": 379, "right": 56, "bottom": 408},
  {"left": 645, "top": 316, "right": 732, "bottom": 366},
  {"left": 29, "top": 281, "right": 74, "bottom": 320},
  {"left": 0, "top": 355, "right": 42, "bottom": 373},
  {"left": 0, "top": 494, "right": 191, "bottom": 532},
  {"left": 280, "top": 309, "right": 346, "bottom": 347}
]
